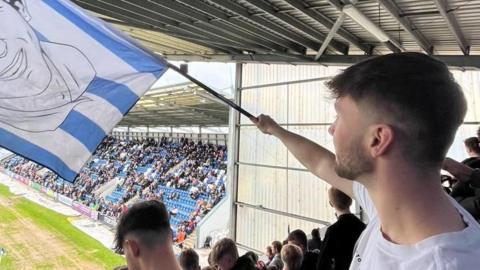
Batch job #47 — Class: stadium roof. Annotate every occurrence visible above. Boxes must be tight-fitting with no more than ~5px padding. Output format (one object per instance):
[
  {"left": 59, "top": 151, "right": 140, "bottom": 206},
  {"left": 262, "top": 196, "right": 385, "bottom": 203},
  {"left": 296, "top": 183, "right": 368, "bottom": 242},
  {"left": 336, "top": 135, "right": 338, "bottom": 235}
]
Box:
[
  {"left": 74, "top": 0, "right": 480, "bottom": 68},
  {"left": 119, "top": 82, "right": 229, "bottom": 127}
]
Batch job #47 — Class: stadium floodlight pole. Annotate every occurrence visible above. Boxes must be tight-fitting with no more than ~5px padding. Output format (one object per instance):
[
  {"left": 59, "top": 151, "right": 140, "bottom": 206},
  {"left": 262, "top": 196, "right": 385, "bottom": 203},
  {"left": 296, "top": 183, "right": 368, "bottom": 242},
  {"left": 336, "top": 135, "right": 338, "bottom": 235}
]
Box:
[{"left": 167, "top": 62, "right": 256, "bottom": 119}]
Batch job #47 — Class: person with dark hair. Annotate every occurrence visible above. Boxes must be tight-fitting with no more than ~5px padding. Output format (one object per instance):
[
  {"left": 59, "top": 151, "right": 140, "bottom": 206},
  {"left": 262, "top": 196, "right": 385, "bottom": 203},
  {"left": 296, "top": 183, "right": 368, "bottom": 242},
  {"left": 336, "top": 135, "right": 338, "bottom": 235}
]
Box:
[
  {"left": 307, "top": 229, "right": 322, "bottom": 252},
  {"left": 268, "top": 241, "right": 283, "bottom": 270},
  {"left": 443, "top": 136, "right": 480, "bottom": 221},
  {"left": 281, "top": 244, "right": 303, "bottom": 270},
  {"left": 243, "top": 251, "right": 259, "bottom": 266},
  {"left": 210, "top": 238, "right": 239, "bottom": 270},
  {"left": 463, "top": 137, "right": 480, "bottom": 168},
  {"left": 253, "top": 52, "right": 480, "bottom": 269},
  {"left": 232, "top": 251, "right": 259, "bottom": 270},
  {"left": 114, "top": 200, "right": 181, "bottom": 270},
  {"left": 179, "top": 248, "right": 201, "bottom": 270},
  {"left": 317, "top": 188, "right": 365, "bottom": 270},
  {"left": 287, "top": 230, "right": 318, "bottom": 270}
]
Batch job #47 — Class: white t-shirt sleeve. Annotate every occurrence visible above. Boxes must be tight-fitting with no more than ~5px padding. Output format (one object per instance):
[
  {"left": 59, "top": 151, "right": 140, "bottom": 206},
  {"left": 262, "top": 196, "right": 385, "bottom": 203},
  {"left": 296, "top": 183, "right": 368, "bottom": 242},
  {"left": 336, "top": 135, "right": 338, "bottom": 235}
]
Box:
[{"left": 353, "top": 181, "right": 377, "bottom": 220}]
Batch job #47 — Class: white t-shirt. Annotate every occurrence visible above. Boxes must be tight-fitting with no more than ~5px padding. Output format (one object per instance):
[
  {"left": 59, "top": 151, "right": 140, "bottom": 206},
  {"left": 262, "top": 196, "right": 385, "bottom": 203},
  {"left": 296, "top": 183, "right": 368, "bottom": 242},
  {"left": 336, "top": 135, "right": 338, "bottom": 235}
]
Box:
[{"left": 351, "top": 181, "right": 480, "bottom": 270}]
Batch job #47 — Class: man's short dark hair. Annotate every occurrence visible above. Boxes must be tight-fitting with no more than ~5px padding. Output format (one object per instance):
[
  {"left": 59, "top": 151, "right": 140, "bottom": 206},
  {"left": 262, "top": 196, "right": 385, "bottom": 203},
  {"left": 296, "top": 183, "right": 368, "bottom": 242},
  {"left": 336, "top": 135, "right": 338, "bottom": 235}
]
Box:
[
  {"left": 114, "top": 200, "right": 170, "bottom": 254},
  {"left": 311, "top": 228, "right": 320, "bottom": 239},
  {"left": 327, "top": 52, "right": 467, "bottom": 167},
  {"left": 465, "top": 137, "right": 480, "bottom": 155},
  {"left": 211, "top": 238, "right": 239, "bottom": 264},
  {"left": 287, "top": 230, "right": 308, "bottom": 250},
  {"left": 329, "top": 187, "right": 352, "bottom": 211},
  {"left": 179, "top": 248, "right": 200, "bottom": 270},
  {"left": 271, "top": 241, "right": 282, "bottom": 253}
]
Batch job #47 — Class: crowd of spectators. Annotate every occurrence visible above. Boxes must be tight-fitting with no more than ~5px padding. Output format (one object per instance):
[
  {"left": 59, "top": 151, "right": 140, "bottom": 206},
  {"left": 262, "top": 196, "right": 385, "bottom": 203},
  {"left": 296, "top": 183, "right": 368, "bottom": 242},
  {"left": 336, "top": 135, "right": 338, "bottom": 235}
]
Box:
[
  {"left": 173, "top": 187, "right": 364, "bottom": 270},
  {"left": 0, "top": 135, "right": 227, "bottom": 241}
]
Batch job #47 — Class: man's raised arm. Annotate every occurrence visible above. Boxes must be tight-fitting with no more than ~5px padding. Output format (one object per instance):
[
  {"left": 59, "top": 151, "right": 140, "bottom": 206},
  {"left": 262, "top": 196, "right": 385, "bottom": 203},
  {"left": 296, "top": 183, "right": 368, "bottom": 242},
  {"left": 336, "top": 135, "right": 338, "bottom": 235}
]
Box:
[{"left": 252, "top": 114, "right": 353, "bottom": 198}]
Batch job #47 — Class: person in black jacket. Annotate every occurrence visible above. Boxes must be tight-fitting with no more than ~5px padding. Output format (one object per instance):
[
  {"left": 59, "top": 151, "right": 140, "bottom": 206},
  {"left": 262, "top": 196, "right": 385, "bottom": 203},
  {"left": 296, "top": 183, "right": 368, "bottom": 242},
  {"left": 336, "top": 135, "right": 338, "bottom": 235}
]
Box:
[
  {"left": 307, "top": 228, "right": 322, "bottom": 252},
  {"left": 317, "top": 188, "right": 366, "bottom": 270},
  {"left": 462, "top": 137, "right": 480, "bottom": 168}
]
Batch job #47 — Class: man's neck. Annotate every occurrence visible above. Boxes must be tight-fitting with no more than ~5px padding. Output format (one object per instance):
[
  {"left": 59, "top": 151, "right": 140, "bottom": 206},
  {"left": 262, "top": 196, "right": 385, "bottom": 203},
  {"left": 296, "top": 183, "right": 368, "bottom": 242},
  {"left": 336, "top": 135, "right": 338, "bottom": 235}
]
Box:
[
  {"left": 470, "top": 153, "right": 480, "bottom": 158},
  {"left": 361, "top": 162, "right": 466, "bottom": 245},
  {"left": 139, "top": 247, "right": 181, "bottom": 270},
  {"left": 335, "top": 209, "right": 351, "bottom": 217}
]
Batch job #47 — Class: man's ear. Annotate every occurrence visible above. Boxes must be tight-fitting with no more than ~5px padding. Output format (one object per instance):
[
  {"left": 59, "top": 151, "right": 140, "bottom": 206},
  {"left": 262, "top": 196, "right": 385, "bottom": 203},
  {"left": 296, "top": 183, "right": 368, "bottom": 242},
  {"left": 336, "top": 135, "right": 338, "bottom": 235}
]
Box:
[
  {"left": 368, "top": 124, "right": 394, "bottom": 158},
  {"left": 126, "top": 239, "right": 141, "bottom": 257}
]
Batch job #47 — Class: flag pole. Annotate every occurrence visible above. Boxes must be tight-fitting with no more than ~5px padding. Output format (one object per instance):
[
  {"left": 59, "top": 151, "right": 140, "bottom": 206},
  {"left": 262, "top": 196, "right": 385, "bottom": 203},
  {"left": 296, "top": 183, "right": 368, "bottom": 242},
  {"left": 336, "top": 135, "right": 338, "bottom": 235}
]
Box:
[{"left": 167, "top": 63, "right": 256, "bottom": 120}]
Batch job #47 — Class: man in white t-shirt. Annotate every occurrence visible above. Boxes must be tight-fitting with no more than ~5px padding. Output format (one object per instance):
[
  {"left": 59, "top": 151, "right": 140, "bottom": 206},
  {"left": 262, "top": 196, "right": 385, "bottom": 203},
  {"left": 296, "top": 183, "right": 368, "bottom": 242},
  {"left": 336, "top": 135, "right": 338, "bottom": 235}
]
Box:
[{"left": 253, "top": 52, "right": 480, "bottom": 269}]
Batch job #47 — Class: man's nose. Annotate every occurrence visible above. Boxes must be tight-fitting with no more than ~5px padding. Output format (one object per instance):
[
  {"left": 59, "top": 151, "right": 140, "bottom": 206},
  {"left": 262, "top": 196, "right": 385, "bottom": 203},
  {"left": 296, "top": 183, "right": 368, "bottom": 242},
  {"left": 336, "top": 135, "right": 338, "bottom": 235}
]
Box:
[{"left": 0, "top": 40, "right": 6, "bottom": 58}]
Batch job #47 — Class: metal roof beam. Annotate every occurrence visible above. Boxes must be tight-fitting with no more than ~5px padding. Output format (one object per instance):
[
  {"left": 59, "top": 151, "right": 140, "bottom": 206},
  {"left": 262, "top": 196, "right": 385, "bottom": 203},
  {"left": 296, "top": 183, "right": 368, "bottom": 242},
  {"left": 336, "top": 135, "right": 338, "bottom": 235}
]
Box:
[
  {"left": 139, "top": 98, "right": 228, "bottom": 124},
  {"left": 433, "top": 0, "right": 470, "bottom": 55},
  {"left": 383, "top": 40, "right": 402, "bottom": 53},
  {"left": 86, "top": 0, "right": 266, "bottom": 52},
  {"left": 157, "top": 31, "right": 247, "bottom": 54},
  {"left": 129, "top": 34, "right": 204, "bottom": 56},
  {"left": 176, "top": 0, "right": 307, "bottom": 54},
  {"left": 106, "top": 19, "right": 241, "bottom": 54},
  {"left": 208, "top": 0, "right": 322, "bottom": 52},
  {"left": 342, "top": 4, "right": 404, "bottom": 53},
  {"left": 161, "top": 54, "right": 480, "bottom": 69},
  {"left": 377, "top": 0, "right": 433, "bottom": 54},
  {"left": 242, "top": 0, "right": 348, "bottom": 54},
  {"left": 283, "top": 0, "right": 371, "bottom": 54},
  {"left": 75, "top": 0, "right": 241, "bottom": 54},
  {"left": 325, "top": 1, "right": 403, "bottom": 53},
  {"left": 155, "top": 0, "right": 295, "bottom": 54},
  {"left": 315, "top": 12, "right": 346, "bottom": 60}
]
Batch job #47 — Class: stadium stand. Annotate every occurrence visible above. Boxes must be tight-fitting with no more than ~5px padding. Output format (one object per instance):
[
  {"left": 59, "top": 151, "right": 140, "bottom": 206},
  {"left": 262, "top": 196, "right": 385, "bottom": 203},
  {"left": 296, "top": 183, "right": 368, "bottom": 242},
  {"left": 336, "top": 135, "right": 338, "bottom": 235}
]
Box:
[{"left": 0, "top": 136, "right": 227, "bottom": 243}]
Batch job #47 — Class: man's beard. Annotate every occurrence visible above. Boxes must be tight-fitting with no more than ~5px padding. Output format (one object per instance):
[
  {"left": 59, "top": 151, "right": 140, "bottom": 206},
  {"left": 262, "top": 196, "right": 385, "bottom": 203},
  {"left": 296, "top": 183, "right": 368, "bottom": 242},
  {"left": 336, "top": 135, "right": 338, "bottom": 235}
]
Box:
[{"left": 334, "top": 138, "right": 373, "bottom": 180}]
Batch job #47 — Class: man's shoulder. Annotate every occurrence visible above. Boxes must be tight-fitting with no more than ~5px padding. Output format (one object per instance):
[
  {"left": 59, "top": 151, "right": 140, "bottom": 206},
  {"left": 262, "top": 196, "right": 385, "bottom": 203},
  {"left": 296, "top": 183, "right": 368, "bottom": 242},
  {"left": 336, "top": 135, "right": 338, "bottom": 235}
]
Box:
[
  {"left": 335, "top": 214, "right": 365, "bottom": 229},
  {"left": 434, "top": 245, "right": 480, "bottom": 269}
]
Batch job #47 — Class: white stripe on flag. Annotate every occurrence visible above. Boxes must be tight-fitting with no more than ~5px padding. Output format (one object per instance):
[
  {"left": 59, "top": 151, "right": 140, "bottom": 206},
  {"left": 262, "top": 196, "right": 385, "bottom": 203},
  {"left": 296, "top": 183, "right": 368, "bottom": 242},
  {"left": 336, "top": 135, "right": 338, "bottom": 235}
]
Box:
[
  {"left": 111, "top": 72, "right": 159, "bottom": 97},
  {"left": 0, "top": 125, "right": 90, "bottom": 173},
  {"left": 75, "top": 93, "right": 124, "bottom": 133}
]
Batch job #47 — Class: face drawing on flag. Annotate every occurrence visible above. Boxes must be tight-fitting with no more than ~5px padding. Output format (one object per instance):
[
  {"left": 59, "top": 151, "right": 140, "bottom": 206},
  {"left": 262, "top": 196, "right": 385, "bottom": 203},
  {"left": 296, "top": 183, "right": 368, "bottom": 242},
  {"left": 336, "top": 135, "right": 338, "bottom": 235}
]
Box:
[{"left": 0, "top": 0, "right": 95, "bottom": 132}]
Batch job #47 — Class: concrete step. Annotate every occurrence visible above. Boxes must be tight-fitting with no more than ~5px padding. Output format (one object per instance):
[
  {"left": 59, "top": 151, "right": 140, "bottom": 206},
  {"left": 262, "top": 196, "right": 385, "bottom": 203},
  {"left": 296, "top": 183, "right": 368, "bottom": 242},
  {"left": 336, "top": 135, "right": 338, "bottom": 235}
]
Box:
[{"left": 183, "top": 230, "right": 197, "bottom": 249}]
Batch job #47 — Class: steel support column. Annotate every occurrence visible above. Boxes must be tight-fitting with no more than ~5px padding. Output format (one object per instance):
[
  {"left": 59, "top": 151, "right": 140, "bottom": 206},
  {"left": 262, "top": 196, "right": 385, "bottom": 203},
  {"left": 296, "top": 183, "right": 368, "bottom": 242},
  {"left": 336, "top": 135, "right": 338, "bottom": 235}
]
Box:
[{"left": 227, "top": 63, "right": 242, "bottom": 241}]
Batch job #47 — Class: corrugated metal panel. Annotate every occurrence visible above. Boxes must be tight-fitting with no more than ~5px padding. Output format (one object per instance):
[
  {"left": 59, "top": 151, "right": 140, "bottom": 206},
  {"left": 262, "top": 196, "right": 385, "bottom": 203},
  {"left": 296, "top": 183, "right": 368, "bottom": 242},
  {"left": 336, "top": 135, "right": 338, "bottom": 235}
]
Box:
[
  {"left": 241, "top": 63, "right": 342, "bottom": 87},
  {"left": 237, "top": 63, "right": 342, "bottom": 251},
  {"left": 236, "top": 206, "right": 329, "bottom": 252}
]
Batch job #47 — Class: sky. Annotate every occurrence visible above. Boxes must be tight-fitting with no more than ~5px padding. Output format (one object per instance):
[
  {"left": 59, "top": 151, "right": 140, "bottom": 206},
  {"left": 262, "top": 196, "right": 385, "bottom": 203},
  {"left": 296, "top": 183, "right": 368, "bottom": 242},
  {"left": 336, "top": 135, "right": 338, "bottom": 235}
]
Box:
[{"left": 153, "top": 61, "right": 236, "bottom": 98}]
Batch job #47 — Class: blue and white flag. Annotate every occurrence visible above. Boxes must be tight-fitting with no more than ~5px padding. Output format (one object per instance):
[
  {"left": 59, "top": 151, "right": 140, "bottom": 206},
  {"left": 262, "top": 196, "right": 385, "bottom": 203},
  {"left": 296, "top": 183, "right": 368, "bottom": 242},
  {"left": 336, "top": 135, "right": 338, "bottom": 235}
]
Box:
[{"left": 0, "top": 0, "right": 168, "bottom": 182}]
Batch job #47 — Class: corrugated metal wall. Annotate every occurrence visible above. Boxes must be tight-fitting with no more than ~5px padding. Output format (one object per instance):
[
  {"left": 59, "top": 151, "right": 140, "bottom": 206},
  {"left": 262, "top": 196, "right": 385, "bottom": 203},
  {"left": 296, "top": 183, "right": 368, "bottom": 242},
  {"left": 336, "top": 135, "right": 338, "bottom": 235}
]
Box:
[
  {"left": 236, "top": 64, "right": 342, "bottom": 251},
  {"left": 235, "top": 63, "right": 480, "bottom": 252}
]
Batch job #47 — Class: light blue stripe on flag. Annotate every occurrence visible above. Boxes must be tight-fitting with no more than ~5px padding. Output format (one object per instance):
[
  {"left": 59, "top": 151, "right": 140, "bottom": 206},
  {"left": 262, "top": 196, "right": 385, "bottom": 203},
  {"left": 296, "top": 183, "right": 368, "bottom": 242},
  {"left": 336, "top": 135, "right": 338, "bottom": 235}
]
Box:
[
  {"left": 0, "top": 129, "right": 77, "bottom": 180},
  {"left": 59, "top": 110, "right": 107, "bottom": 153},
  {"left": 33, "top": 29, "right": 48, "bottom": 42},
  {"left": 87, "top": 77, "right": 140, "bottom": 115},
  {"left": 42, "top": 0, "right": 164, "bottom": 73}
]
